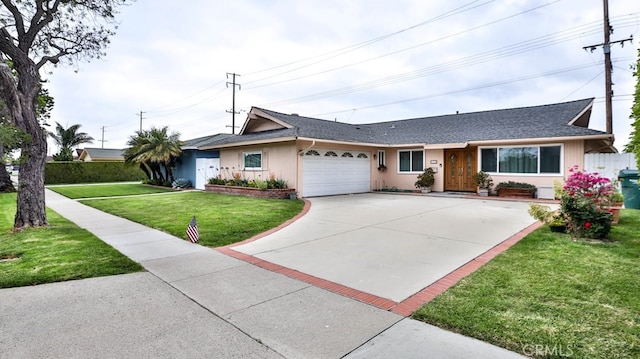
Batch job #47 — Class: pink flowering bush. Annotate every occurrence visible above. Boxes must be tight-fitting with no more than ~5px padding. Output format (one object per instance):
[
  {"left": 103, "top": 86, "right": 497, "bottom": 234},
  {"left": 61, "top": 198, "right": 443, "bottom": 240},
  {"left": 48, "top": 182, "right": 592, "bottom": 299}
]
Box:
[{"left": 560, "top": 166, "right": 613, "bottom": 239}]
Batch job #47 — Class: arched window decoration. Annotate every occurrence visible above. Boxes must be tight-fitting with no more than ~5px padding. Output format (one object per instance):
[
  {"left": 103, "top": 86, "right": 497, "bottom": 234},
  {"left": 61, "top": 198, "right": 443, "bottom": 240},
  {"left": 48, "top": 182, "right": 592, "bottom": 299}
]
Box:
[
  {"left": 341, "top": 152, "right": 354, "bottom": 158},
  {"left": 325, "top": 151, "right": 338, "bottom": 157},
  {"left": 305, "top": 150, "right": 320, "bottom": 156},
  {"left": 357, "top": 153, "right": 368, "bottom": 158}
]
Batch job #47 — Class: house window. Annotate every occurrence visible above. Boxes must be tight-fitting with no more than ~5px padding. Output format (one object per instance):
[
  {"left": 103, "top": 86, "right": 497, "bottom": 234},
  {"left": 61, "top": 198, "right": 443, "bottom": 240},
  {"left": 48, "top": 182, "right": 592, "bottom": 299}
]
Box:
[
  {"left": 325, "top": 151, "right": 338, "bottom": 157},
  {"left": 357, "top": 153, "right": 368, "bottom": 158},
  {"left": 398, "top": 149, "right": 424, "bottom": 172},
  {"left": 480, "top": 145, "right": 561, "bottom": 174},
  {"left": 378, "top": 150, "right": 386, "bottom": 167},
  {"left": 341, "top": 152, "right": 353, "bottom": 157},
  {"left": 243, "top": 151, "right": 262, "bottom": 170}
]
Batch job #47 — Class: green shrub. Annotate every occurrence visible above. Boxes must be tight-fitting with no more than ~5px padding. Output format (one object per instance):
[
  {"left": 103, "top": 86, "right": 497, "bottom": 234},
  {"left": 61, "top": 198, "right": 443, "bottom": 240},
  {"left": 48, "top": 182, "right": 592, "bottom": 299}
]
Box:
[
  {"left": 45, "top": 162, "right": 145, "bottom": 184},
  {"left": 494, "top": 181, "right": 536, "bottom": 192}
]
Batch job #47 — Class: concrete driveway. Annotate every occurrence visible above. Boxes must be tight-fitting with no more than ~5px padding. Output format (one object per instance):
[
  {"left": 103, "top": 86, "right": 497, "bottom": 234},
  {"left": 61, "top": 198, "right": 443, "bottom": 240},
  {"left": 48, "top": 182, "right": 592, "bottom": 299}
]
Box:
[{"left": 231, "top": 193, "right": 536, "bottom": 303}]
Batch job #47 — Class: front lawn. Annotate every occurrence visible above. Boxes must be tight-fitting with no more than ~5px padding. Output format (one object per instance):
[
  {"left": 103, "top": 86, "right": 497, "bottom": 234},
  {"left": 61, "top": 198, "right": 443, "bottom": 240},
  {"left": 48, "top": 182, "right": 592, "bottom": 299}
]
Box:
[
  {"left": 0, "top": 193, "right": 143, "bottom": 289},
  {"left": 81, "top": 191, "right": 305, "bottom": 247},
  {"left": 48, "top": 183, "right": 173, "bottom": 199},
  {"left": 412, "top": 209, "right": 640, "bottom": 359}
]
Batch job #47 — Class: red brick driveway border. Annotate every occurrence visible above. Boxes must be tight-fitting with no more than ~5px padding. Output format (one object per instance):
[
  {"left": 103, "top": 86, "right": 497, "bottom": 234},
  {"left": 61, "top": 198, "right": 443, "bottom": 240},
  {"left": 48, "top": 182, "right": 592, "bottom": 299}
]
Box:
[{"left": 216, "top": 197, "right": 543, "bottom": 317}]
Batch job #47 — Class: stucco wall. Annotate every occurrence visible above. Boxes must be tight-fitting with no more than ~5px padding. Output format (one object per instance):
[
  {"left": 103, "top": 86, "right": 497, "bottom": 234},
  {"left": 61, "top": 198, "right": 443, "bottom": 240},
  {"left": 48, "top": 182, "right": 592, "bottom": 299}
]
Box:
[
  {"left": 220, "top": 142, "right": 298, "bottom": 188},
  {"left": 373, "top": 148, "right": 444, "bottom": 191}
]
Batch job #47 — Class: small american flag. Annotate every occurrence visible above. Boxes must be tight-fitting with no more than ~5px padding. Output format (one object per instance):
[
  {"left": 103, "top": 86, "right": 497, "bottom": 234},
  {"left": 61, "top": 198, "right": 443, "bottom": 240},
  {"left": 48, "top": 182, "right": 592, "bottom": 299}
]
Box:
[{"left": 186, "top": 216, "right": 199, "bottom": 243}]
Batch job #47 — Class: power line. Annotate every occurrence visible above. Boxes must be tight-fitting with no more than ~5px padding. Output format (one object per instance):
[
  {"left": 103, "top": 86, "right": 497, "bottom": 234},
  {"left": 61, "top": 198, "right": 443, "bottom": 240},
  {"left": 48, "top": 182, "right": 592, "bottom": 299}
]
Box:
[
  {"left": 226, "top": 73, "right": 241, "bottom": 134},
  {"left": 582, "top": 0, "right": 634, "bottom": 134},
  {"left": 138, "top": 111, "right": 146, "bottom": 132},
  {"left": 242, "top": 0, "right": 495, "bottom": 83},
  {"left": 245, "top": 0, "right": 564, "bottom": 90},
  {"left": 311, "top": 62, "right": 612, "bottom": 118},
  {"left": 99, "top": 126, "right": 108, "bottom": 149}
]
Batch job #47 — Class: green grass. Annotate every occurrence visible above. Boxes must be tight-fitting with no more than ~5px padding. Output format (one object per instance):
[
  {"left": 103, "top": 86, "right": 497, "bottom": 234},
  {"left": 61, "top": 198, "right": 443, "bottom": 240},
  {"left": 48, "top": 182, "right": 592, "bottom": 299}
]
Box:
[
  {"left": 47, "top": 183, "right": 173, "bottom": 199},
  {"left": 0, "top": 193, "right": 143, "bottom": 289},
  {"left": 81, "top": 191, "right": 305, "bottom": 247},
  {"left": 412, "top": 209, "right": 640, "bottom": 359}
]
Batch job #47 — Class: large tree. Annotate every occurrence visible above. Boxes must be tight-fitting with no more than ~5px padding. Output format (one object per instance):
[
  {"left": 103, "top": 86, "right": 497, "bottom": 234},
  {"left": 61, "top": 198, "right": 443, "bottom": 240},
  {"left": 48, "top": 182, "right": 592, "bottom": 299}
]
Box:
[
  {"left": 0, "top": 0, "right": 130, "bottom": 228},
  {"left": 0, "top": 83, "right": 52, "bottom": 192},
  {"left": 49, "top": 122, "right": 94, "bottom": 161},
  {"left": 124, "top": 127, "right": 183, "bottom": 185},
  {"left": 624, "top": 48, "right": 640, "bottom": 169}
]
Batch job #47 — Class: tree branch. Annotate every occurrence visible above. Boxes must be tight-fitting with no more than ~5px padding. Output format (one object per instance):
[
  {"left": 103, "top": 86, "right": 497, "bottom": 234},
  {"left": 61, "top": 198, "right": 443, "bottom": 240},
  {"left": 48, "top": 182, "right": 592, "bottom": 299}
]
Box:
[
  {"left": 0, "top": 0, "right": 25, "bottom": 39},
  {"left": 24, "top": 0, "right": 60, "bottom": 51}
]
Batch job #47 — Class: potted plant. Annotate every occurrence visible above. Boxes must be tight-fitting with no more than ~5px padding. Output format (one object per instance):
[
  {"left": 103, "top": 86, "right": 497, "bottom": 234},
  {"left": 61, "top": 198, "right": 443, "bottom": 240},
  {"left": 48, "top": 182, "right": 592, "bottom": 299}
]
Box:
[
  {"left": 495, "top": 181, "right": 537, "bottom": 198},
  {"left": 472, "top": 171, "right": 493, "bottom": 196},
  {"left": 415, "top": 167, "right": 435, "bottom": 193},
  {"left": 606, "top": 188, "right": 624, "bottom": 224},
  {"left": 377, "top": 164, "right": 387, "bottom": 172}
]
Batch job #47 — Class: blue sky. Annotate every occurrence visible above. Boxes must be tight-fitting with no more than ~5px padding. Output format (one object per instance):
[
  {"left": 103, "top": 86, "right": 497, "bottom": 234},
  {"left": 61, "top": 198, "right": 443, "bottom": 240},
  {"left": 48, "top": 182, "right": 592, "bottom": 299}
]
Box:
[{"left": 45, "top": 0, "right": 640, "bottom": 152}]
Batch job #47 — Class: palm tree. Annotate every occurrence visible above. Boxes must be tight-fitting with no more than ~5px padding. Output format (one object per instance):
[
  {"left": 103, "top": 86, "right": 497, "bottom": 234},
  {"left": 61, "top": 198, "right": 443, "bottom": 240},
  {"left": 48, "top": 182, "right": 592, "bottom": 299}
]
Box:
[
  {"left": 48, "top": 122, "right": 94, "bottom": 161},
  {"left": 124, "top": 126, "right": 183, "bottom": 184}
]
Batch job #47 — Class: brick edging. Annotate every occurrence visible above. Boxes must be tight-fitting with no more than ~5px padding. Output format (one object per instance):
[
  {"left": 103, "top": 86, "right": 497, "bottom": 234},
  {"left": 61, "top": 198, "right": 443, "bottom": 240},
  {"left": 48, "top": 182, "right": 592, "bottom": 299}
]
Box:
[
  {"left": 217, "top": 208, "right": 542, "bottom": 317},
  {"left": 389, "top": 221, "right": 543, "bottom": 316},
  {"left": 218, "top": 199, "right": 312, "bottom": 249}
]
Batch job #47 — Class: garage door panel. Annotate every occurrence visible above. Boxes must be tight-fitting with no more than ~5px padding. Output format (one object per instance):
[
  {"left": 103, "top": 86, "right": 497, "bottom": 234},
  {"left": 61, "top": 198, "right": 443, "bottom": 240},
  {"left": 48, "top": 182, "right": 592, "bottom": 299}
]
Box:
[{"left": 303, "top": 151, "right": 370, "bottom": 197}]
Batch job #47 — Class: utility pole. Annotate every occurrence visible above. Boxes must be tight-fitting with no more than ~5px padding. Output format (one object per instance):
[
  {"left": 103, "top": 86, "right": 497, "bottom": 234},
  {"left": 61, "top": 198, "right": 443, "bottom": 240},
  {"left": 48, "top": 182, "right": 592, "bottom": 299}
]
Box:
[
  {"left": 99, "top": 126, "right": 108, "bottom": 149},
  {"left": 583, "top": 0, "right": 633, "bottom": 134},
  {"left": 226, "top": 72, "right": 241, "bottom": 134},
  {"left": 138, "top": 111, "right": 146, "bottom": 132}
]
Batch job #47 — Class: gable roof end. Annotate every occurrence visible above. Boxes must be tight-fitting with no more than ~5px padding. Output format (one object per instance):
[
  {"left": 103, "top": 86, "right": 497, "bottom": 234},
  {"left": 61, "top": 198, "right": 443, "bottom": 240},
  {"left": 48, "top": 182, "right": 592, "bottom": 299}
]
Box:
[{"left": 240, "top": 107, "right": 295, "bottom": 134}]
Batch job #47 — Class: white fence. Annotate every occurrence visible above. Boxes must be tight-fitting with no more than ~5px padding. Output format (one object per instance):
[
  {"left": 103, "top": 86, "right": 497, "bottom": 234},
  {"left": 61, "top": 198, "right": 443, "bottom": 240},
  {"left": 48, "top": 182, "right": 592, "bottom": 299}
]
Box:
[{"left": 584, "top": 153, "right": 637, "bottom": 181}]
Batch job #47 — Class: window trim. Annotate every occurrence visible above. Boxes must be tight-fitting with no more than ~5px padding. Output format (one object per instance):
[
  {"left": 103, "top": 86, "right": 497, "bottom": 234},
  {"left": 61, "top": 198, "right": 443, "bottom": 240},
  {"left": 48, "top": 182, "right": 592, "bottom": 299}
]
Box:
[
  {"left": 243, "top": 151, "right": 263, "bottom": 170},
  {"left": 397, "top": 149, "right": 425, "bottom": 173},
  {"left": 478, "top": 144, "right": 563, "bottom": 176}
]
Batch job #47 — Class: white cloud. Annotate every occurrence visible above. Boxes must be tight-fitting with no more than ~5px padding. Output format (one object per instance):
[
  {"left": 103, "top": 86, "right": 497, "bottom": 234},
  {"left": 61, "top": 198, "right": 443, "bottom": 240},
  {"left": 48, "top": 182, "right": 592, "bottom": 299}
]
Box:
[{"left": 44, "top": 0, "right": 640, "bottom": 153}]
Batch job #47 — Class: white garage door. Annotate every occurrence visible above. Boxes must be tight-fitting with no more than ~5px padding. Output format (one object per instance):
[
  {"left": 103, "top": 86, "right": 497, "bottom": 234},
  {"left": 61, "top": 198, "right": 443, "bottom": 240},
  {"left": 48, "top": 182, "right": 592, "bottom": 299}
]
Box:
[
  {"left": 195, "top": 158, "right": 220, "bottom": 190},
  {"left": 302, "top": 149, "right": 371, "bottom": 197}
]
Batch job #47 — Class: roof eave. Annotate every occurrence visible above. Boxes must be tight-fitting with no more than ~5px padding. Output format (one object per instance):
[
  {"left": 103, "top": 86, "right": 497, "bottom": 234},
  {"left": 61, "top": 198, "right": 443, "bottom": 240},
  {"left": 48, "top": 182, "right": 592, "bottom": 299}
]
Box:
[
  {"left": 241, "top": 107, "right": 294, "bottom": 134},
  {"left": 567, "top": 99, "right": 595, "bottom": 127},
  {"left": 200, "top": 136, "right": 298, "bottom": 150},
  {"left": 424, "top": 142, "right": 468, "bottom": 149},
  {"left": 298, "top": 137, "right": 425, "bottom": 148},
  {"left": 468, "top": 134, "right": 614, "bottom": 146}
]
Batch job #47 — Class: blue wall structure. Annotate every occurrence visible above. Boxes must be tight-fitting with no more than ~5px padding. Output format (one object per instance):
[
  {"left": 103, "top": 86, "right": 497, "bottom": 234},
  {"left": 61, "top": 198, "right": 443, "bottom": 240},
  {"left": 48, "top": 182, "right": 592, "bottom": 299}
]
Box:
[{"left": 174, "top": 150, "right": 219, "bottom": 187}]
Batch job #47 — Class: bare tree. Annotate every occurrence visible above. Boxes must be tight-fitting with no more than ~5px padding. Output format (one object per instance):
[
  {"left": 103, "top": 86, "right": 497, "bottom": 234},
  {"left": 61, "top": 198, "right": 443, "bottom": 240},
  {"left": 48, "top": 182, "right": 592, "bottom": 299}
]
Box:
[{"left": 0, "top": 0, "right": 130, "bottom": 228}]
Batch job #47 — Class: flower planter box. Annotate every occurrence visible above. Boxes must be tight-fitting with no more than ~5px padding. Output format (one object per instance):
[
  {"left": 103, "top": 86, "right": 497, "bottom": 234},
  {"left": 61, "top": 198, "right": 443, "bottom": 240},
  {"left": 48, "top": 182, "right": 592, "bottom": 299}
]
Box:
[
  {"left": 497, "top": 188, "right": 535, "bottom": 198},
  {"left": 204, "top": 184, "right": 297, "bottom": 199}
]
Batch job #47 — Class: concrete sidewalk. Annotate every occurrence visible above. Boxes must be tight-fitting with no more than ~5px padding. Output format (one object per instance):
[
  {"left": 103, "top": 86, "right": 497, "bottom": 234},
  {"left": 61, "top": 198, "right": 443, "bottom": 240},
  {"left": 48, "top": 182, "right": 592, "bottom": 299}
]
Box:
[{"left": 0, "top": 190, "right": 525, "bottom": 358}]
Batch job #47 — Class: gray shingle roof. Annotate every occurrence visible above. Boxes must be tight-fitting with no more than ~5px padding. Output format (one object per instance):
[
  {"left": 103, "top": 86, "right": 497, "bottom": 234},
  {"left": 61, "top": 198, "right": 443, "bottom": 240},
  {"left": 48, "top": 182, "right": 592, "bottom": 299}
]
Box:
[
  {"left": 197, "top": 98, "right": 607, "bottom": 147},
  {"left": 183, "top": 133, "right": 234, "bottom": 149},
  {"left": 81, "top": 148, "right": 124, "bottom": 160}
]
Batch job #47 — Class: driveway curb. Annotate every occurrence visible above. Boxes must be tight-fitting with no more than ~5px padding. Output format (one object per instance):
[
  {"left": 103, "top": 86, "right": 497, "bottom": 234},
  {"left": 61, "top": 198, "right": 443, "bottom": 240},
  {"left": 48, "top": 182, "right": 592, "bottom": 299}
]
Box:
[{"left": 218, "top": 212, "right": 543, "bottom": 316}]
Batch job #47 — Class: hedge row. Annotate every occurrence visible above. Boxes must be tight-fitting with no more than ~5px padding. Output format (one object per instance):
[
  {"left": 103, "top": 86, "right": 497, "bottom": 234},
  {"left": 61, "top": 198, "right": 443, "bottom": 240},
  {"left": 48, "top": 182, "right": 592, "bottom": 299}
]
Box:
[{"left": 45, "top": 161, "right": 146, "bottom": 184}]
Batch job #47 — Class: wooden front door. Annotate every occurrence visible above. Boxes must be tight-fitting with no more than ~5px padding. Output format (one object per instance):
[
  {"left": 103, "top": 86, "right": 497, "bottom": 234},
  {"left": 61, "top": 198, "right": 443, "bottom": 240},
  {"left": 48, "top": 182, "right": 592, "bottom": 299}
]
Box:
[{"left": 444, "top": 149, "right": 477, "bottom": 192}]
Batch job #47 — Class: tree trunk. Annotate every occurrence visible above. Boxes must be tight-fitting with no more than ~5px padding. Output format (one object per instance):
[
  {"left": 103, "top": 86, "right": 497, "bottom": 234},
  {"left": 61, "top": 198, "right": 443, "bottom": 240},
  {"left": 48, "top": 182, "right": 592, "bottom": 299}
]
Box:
[
  {"left": 0, "top": 162, "right": 15, "bottom": 193},
  {"left": 0, "top": 62, "right": 48, "bottom": 228},
  {"left": 15, "top": 128, "right": 48, "bottom": 227},
  {"left": 0, "top": 143, "right": 15, "bottom": 192}
]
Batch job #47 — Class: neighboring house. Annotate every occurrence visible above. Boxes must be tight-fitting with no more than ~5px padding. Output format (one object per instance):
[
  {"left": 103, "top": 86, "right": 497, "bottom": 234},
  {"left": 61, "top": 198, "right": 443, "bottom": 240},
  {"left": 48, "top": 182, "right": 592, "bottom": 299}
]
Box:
[
  {"left": 174, "top": 134, "right": 233, "bottom": 189},
  {"left": 78, "top": 148, "right": 125, "bottom": 162},
  {"left": 179, "top": 98, "right": 615, "bottom": 198}
]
